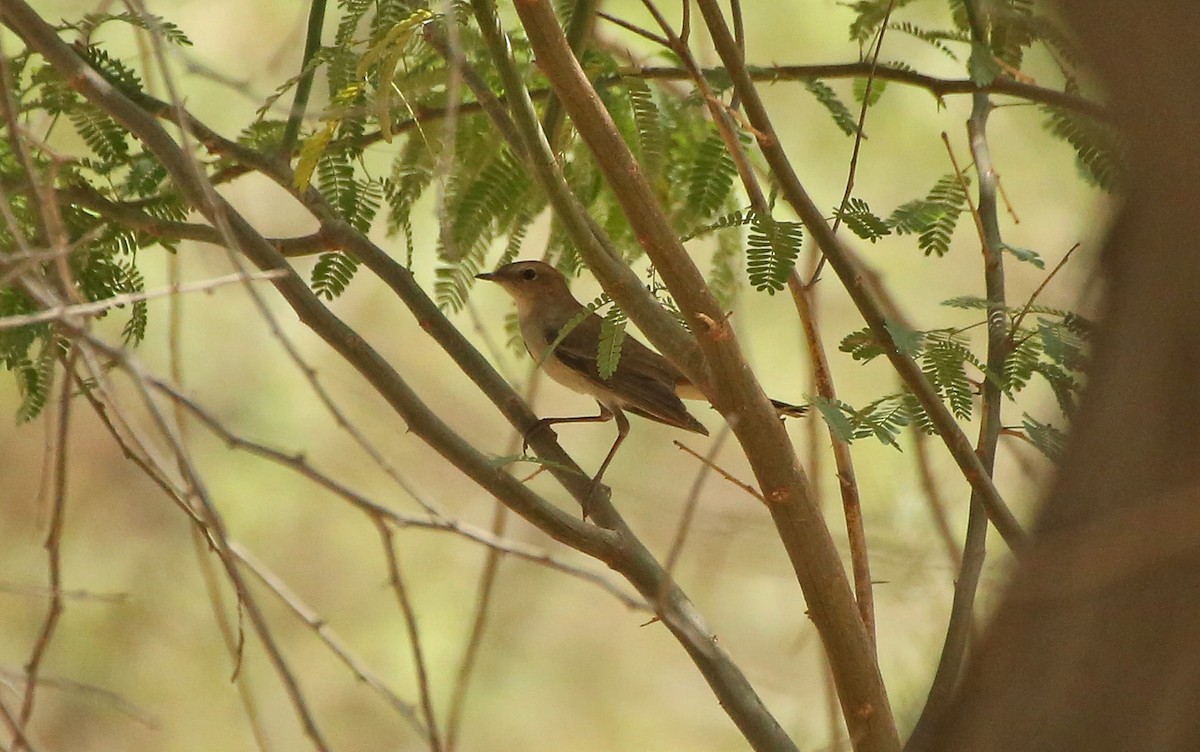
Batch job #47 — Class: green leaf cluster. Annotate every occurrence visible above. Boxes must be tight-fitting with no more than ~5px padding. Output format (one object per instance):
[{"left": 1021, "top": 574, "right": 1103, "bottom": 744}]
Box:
[
  {"left": 0, "top": 0, "right": 1107, "bottom": 443},
  {"left": 1, "top": 24, "right": 193, "bottom": 419},
  {"left": 834, "top": 298, "right": 1091, "bottom": 456},
  {"left": 887, "top": 174, "right": 970, "bottom": 257}
]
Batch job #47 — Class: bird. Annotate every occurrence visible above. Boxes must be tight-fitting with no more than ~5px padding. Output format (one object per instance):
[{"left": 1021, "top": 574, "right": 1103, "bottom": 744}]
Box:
[{"left": 476, "top": 259, "right": 805, "bottom": 497}]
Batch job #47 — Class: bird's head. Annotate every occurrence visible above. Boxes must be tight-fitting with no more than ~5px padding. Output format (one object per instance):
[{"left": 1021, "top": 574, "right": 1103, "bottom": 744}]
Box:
[{"left": 476, "top": 260, "right": 575, "bottom": 313}]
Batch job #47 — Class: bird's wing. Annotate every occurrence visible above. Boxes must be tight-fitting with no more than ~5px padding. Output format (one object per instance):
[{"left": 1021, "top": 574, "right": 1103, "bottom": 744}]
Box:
[{"left": 547, "top": 315, "right": 709, "bottom": 435}]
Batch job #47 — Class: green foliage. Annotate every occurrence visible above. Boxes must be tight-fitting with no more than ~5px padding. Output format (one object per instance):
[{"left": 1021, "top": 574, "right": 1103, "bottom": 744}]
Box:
[
  {"left": 804, "top": 80, "right": 858, "bottom": 136},
  {"left": 435, "top": 146, "right": 540, "bottom": 312},
  {"left": 68, "top": 103, "right": 130, "bottom": 164},
  {"left": 888, "top": 22, "right": 966, "bottom": 60},
  {"left": 834, "top": 198, "right": 891, "bottom": 242},
  {"left": 999, "top": 242, "right": 1045, "bottom": 269},
  {"left": 680, "top": 208, "right": 755, "bottom": 243},
  {"left": 383, "top": 136, "right": 435, "bottom": 263},
  {"left": 597, "top": 305, "right": 628, "bottom": 380},
  {"left": 920, "top": 330, "right": 981, "bottom": 419},
  {"left": 747, "top": 212, "right": 803, "bottom": 294},
  {"left": 2, "top": 0, "right": 1101, "bottom": 465},
  {"left": 14, "top": 339, "right": 60, "bottom": 424},
  {"left": 1041, "top": 106, "right": 1124, "bottom": 192},
  {"left": 854, "top": 73, "right": 892, "bottom": 107},
  {"left": 65, "top": 10, "right": 194, "bottom": 46},
  {"left": 1023, "top": 413, "right": 1067, "bottom": 460},
  {"left": 0, "top": 42, "right": 181, "bottom": 420},
  {"left": 887, "top": 318, "right": 925, "bottom": 356},
  {"left": 836, "top": 308, "right": 1082, "bottom": 447},
  {"left": 986, "top": 0, "right": 1036, "bottom": 70},
  {"left": 539, "top": 293, "right": 608, "bottom": 370},
  {"left": 846, "top": 0, "right": 920, "bottom": 44},
  {"left": 707, "top": 229, "right": 743, "bottom": 310},
  {"left": 810, "top": 395, "right": 858, "bottom": 444},
  {"left": 312, "top": 253, "right": 361, "bottom": 300},
  {"left": 812, "top": 391, "right": 928, "bottom": 449},
  {"left": 887, "top": 173, "right": 970, "bottom": 256},
  {"left": 968, "top": 40, "right": 1002, "bottom": 86},
  {"left": 684, "top": 129, "right": 738, "bottom": 220},
  {"left": 73, "top": 44, "right": 143, "bottom": 96},
  {"left": 840, "top": 326, "right": 886, "bottom": 362},
  {"left": 625, "top": 77, "right": 667, "bottom": 186}
]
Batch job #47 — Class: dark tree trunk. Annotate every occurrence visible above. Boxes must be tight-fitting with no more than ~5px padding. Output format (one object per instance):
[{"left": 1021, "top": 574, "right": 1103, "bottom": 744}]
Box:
[{"left": 913, "top": 3, "right": 1200, "bottom": 750}]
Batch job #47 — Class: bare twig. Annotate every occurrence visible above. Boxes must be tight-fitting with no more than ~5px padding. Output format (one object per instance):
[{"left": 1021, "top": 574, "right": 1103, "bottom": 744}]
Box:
[
  {"left": 33, "top": 286, "right": 334, "bottom": 751},
  {"left": 910, "top": 427, "right": 964, "bottom": 569},
  {"left": 596, "top": 10, "right": 670, "bottom": 49},
  {"left": 15, "top": 347, "right": 74, "bottom": 751},
  {"left": 815, "top": 0, "right": 896, "bottom": 283},
  {"left": 662, "top": 426, "right": 736, "bottom": 589},
  {"left": 444, "top": 497, "right": 508, "bottom": 752},
  {"left": 230, "top": 543, "right": 429, "bottom": 738},
  {"left": 445, "top": 371, "right": 542, "bottom": 751},
  {"left": 791, "top": 278, "right": 875, "bottom": 644},
  {"left": 632, "top": 63, "right": 1106, "bottom": 120},
  {"left": 377, "top": 522, "right": 443, "bottom": 752},
  {"left": 1010, "top": 243, "right": 1080, "bottom": 335},
  {"left": 280, "top": 0, "right": 329, "bottom": 153},
  {"left": 673, "top": 437, "right": 763, "bottom": 503},
  {"left": 0, "top": 271, "right": 286, "bottom": 331}
]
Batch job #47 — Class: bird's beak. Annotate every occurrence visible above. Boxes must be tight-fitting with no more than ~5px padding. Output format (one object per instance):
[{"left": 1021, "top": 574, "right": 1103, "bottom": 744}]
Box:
[{"left": 475, "top": 271, "right": 496, "bottom": 281}]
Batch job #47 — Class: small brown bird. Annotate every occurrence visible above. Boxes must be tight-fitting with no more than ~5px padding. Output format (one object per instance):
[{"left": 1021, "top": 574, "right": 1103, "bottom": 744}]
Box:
[{"left": 477, "top": 260, "right": 804, "bottom": 493}]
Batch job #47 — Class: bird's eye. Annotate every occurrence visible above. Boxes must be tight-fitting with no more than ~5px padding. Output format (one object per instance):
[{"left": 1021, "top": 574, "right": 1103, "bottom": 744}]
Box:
[{"left": 520, "top": 268, "right": 538, "bottom": 281}]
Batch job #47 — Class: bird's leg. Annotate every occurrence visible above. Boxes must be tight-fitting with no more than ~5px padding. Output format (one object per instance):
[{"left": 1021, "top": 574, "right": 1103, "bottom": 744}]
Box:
[
  {"left": 587, "top": 406, "right": 629, "bottom": 504},
  {"left": 521, "top": 403, "right": 615, "bottom": 455}
]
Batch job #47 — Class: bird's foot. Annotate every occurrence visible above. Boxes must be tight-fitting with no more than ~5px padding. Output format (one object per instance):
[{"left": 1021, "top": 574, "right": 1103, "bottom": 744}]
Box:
[{"left": 520, "top": 418, "right": 557, "bottom": 455}]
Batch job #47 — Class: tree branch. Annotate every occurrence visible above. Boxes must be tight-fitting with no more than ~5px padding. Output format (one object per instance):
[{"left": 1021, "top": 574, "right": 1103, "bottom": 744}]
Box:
[
  {"left": 692, "top": 0, "right": 1026, "bottom": 553},
  {"left": 506, "top": 2, "right": 895, "bottom": 750}
]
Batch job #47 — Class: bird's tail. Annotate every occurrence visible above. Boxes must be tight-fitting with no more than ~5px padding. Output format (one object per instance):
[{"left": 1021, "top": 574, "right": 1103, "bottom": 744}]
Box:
[{"left": 770, "top": 398, "right": 809, "bottom": 418}]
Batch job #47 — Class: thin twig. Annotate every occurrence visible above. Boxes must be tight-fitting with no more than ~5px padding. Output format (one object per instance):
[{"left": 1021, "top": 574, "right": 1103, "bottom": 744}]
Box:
[
  {"left": 633, "top": 63, "right": 1106, "bottom": 119},
  {"left": 146, "top": 376, "right": 642, "bottom": 606},
  {"left": 445, "top": 370, "right": 542, "bottom": 750},
  {"left": 19, "top": 273, "right": 333, "bottom": 750},
  {"left": 814, "top": 0, "right": 896, "bottom": 284},
  {"left": 1, "top": 667, "right": 155, "bottom": 728},
  {"left": 910, "top": 427, "right": 964, "bottom": 569},
  {"left": 661, "top": 425, "right": 735, "bottom": 601},
  {"left": 596, "top": 10, "right": 670, "bottom": 48},
  {"left": 673, "top": 438, "right": 763, "bottom": 502},
  {"left": 0, "top": 694, "right": 38, "bottom": 752},
  {"left": 791, "top": 277, "right": 875, "bottom": 643},
  {"left": 1010, "top": 243, "right": 1079, "bottom": 335},
  {"left": 0, "top": 271, "right": 286, "bottom": 331},
  {"left": 444, "top": 497, "right": 508, "bottom": 752},
  {"left": 230, "top": 542, "right": 429, "bottom": 739},
  {"left": 995, "top": 171, "right": 1020, "bottom": 224},
  {"left": 377, "top": 522, "right": 443, "bottom": 752},
  {"left": 280, "top": 0, "right": 329, "bottom": 154},
  {"left": 15, "top": 347, "right": 75, "bottom": 751},
  {"left": 124, "top": 0, "right": 449, "bottom": 532}
]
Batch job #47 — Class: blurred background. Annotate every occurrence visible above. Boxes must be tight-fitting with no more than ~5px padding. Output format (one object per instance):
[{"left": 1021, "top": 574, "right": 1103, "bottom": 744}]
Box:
[{"left": 1, "top": 1, "right": 1108, "bottom": 750}]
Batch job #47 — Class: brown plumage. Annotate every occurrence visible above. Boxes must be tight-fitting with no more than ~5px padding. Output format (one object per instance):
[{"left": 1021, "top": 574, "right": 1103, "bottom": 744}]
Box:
[{"left": 477, "top": 260, "right": 707, "bottom": 432}]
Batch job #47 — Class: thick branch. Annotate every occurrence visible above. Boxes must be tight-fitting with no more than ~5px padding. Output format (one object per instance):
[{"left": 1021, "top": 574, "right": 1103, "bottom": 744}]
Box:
[{"left": 507, "top": 2, "right": 896, "bottom": 751}]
